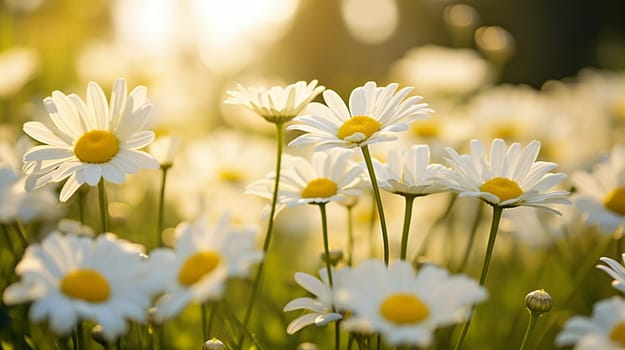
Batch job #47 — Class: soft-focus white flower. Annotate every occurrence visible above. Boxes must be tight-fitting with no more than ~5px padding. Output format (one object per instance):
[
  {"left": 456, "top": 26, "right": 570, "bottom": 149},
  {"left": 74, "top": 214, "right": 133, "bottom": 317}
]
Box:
[
  {"left": 283, "top": 268, "right": 345, "bottom": 334},
  {"left": 572, "top": 145, "right": 625, "bottom": 235},
  {"left": 556, "top": 297, "right": 625, "bottom": 350},
  {"left": 225, "top": 80, "right": 324, "bottom": 123},
  {"left": 336, "top": 259, "right": 487, "bottom": 347},
  {"left": 0, "top": 47, "right": 39, "bottom": 97},
  {"left": 389, "top": 45, "right": 494, "bottom": 99},
  {"left": 147, "top": 213, "right": 263, "bottom": 322},
  {"left": 2, "top": 232, "right": 155, "bottom": 341},
  {"left": 149, "top": 135, "right": 181, "bottom": 168},
  {"left": 440, "top": 138, "right": 570, "bottom": 212},
  {"left": 247, "top": 149, "right": 364, "bottom": 209},
  {"left": 373, "top": 144, "right": 448, "bottom": 196},
  {"left": 598, "top": 254, "right": 625, "bottom": 294},
  {"left": 22, "top": 78, "right": 159, "bottom": 202},
  {"left": 0, "top": 137, "right": 61, "bottom": 223},
  {"left": 288, "top": 81, "right": 432, "bottom": 150}
]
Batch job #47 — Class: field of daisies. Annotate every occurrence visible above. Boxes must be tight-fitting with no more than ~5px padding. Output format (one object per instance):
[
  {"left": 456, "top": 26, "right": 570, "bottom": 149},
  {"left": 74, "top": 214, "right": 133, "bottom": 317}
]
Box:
[{"left": 2, "top": 1, "right": 625, "bottom": 350}]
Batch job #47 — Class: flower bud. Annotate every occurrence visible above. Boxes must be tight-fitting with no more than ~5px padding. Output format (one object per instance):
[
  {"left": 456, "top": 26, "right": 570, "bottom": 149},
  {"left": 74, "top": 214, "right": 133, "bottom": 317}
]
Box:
[
  {"left": 297, "top": 342, "right": 318, "bottom": 350},
  {"left": 91, "top": 325, "right": 108, "bottom": 347},
  {"left": 525, "top": 289, "right": 552, "bottom": 316},
  {"left": 321, "top": 249, "right": 343, "bottom": 266},
  {"left": 202, "top": 338, "right": 225, "bottom": 350}
]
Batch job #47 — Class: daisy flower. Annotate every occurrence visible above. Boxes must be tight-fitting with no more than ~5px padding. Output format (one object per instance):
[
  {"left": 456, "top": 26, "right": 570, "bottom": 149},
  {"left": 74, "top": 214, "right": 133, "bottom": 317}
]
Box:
[
  {"left": 283, "top": 268, "right": 345, "bottom": 334},
  {"left": 556, "top": 297, "right": 625, "bottom": 349},
  {"left": 287, "top": 81, "right": 432, "bottom": 150},
  {"left": 225, "top": 80, "right": 325, "bottom": 123},
  {"left": 336, "top": 259, "right": 487, "bottom": 347},
  {"left": 22, "top": 78, "right": 159, "bottom": 202},
  {"left": 373, "top": 144, "right": 448, "bottom": 196},
  {"left": 440, "top": 138, "right": 570, "bottom": 212},
  {"left": 597, "top": 254, "right": 625, "bottom": 293},
  {"left": 2, "top": 232, "right": 155, "bottom": 341},
  {"left": 147, "top": 213, "right": 263, "bottom": 322},
  {"left": 247, "top": 149, "right": 364, "bottom": 208},
  {"left": 572, "top": 145, "right": 625, "bottom": 235}
]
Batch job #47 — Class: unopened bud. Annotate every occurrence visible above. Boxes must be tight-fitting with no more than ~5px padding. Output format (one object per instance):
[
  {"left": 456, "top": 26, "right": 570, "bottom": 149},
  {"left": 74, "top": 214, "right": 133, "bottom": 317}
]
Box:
[
  {"left": 525, "top": 289, "right": 552, "bottom": 316},
  {"left": 321, "top": 249, "right": 343, "bottom": 266},
  {"left": 91, "top": 325, "right": 108, "bottom": 347},
  {"left": 202, "top": 338, "right": 225, "bottom": 350},
  {"left": 297, "top": 342, "right": 319, "bottom": 350}
]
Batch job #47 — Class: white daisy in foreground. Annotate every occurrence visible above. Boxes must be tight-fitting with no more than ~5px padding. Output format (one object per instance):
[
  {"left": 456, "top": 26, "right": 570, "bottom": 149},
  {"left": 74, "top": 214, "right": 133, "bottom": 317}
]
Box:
[
  {"left": 336, "top": 259, "right": 487, "bottom": 347},
  {"left": 572, "top": 145, "right": 625, "bottom": 234},
  {"left": 2, "top": 232, "right": 154, "bottom": 341},
  {"left": 598, "top": 254, "right": 625, "bottom": 293},
  {"left": 283, "top": 268, "right": 345, "bottom": 334},
  {"left": 147, "top": 213, "right": 263, "bottom": 322},
  {"left": 225, "top": 80, "right": 325, "bottom": 123},
  {"left": 247, "top": 149, "right": 364, "bottom": 208},
  {"left": 288, "top": 81, "right": 432, "bottom": 150},
  {"left": 556, "top": 297, "right": 625, "bottom": 349},
  {"left": 440, "top": 138, "right": 570, "bottom": 212},
  {"left": 22, "top": 78, "right": 159, "bottom": 202},
  {"left": 373, "top": 144, "right": 448, "bottom": 196}
]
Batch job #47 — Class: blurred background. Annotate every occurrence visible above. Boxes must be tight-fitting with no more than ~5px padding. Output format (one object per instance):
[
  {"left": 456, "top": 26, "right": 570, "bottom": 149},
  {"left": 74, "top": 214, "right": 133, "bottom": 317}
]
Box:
[{"left": 2, "top": 1, "right": 625, "bottom": 349}]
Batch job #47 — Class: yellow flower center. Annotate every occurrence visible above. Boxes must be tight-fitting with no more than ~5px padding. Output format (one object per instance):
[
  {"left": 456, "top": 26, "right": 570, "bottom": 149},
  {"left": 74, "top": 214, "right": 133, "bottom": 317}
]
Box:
[
  {"left": 604, "top": 188, "right": 625, "bottom": 216},
  {"left": 337, "top": 116, "right": 382, "bottom": 141},
  {"left": 301, "top": 178, "right": 338, "bottom": 198},
  {"left": 492, "top": 123, "right": 520, "bottom": 141},
  {"left": 380, "top": 293, "right": 429, "bottom": 325},
  {"left": 610, "top": 321, "right": 625, "bottom": 346},
  {"left": 480, "top": 177, "right": 524, "bottom": 202},
  {"left": 218, "top": 168, "right": 243, "bottom": 183},
  {"left": 178, "top": 251, "right": 221, "bottom": 286},
  {"left": 411, "top": 119, "right": 440, "bottom": 138},
  {"left": 74, "top": 130, "right": 120, "bottom": 163},
  {"left": 60, "top": 269, "right": 110, "bottom": 303},
  {"left": 611, "top": 98, "right": 625, "bottom": 121}
]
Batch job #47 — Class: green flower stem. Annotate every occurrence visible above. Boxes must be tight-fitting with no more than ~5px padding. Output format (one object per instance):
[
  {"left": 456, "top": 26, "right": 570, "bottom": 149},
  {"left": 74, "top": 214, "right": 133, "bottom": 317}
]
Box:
[
  {"left": 78, "top": 188, "right": 86, "bottom": 224},
  {"left": 519, "top": 312, "right": 539, "bottom": 350},
  {"left": 201, "top": 302, "right": 214, "bottom": 341},
  {"left": 346, "top": 204, "right": 355, "bottom": 266},
  {"left": 14, "top": 220, "right": 28, "bottom": 247},
  {"left": 238, "top": 121, "right": 285, "bottom": 349},
  {"left": 458, "top": 202, "right": 484, "bottom": 272},
  {"left": 400, "top": 194, "right": 417, "bottom": 261},
  {"left": 317, "top": 202, "right": 340, "bottom": 350},
  {"left": 156, "top": 165, "right": 171, "bottom": 247},
  {"left": 360, "top": 145, "right": 389, "bottom": 265},
  {"left": 454, "top": 205, "right": 504, "bottom": 350},
  {"left": 97, "top": 180, "right": 109, "bottom": 233},
  {"left": 318, "top": 203, "right": 334, "bottom": 287}
]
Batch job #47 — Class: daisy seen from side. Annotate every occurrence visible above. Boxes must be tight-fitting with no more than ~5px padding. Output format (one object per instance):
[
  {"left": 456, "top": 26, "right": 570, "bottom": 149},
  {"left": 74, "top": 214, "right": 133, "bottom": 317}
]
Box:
[
  {"left": 225, "top": 80, "right": 325, "bottom": 123},
  {"left": 22, "top": 78, "right": 159, "bottom": 202},
  {"left": 336, "top": 259, "right": 487, "bottom": 347},
  {"left": 2, "top": 232, "right": 155, "bottom": 341},
  {"left": 598, "top": 254, "right": 625, "bottom": 293},
  {"left": 147, "top": 213, "right": 263, "bottom": 322}
]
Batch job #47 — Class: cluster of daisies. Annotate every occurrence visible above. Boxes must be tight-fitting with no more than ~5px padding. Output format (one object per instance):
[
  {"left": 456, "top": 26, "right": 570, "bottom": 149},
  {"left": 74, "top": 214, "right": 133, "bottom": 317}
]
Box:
[{"left": 3, "top": 76, "right": 625, "bottom": 349}]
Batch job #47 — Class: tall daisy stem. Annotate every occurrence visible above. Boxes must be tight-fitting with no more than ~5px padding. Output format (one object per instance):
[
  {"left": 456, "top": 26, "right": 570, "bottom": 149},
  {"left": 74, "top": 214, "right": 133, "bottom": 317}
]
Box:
[
  {"left": 318, "top": 202, "right": 340, "bottom": 350},
  {"left": 400, "top": 195, "right": 417, "bottom": 261},
  {"left": 97, "top": 180, "right": 109, "bottom": 233},
  {"left": 156, "top": 166, "right": 171, "bottom": 247},
  {"left": 346, "top": 204, "right": 355, "bottom": 266},
  {"left": 238, "top": 121, "right": 285, "bottom": 349},
  {"left": 518, "top": 312, "right": 539, "bottom": 350},
  {"left": 454, "top": 205, "right": 504, "bottom": 350},
  {"left": 360, "top": 145, "right": 389, "bottom": 265}
]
